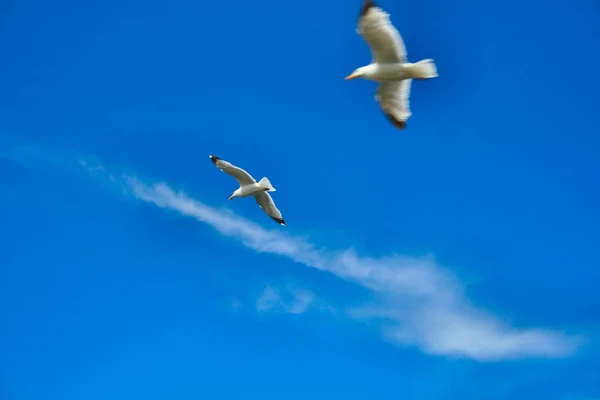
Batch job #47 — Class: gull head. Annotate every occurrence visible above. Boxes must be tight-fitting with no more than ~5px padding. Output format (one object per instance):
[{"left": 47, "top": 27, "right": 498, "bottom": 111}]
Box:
[
  {"left": 345, "top": 65, "right": 375, "bottom": 80},
  {"left": 229, "top": 188, "right": 240, "bottom": 200}
]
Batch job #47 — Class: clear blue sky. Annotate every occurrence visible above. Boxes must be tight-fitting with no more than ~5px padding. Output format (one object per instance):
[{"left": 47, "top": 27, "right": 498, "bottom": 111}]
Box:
[{"left": 1, "top": 0, "right": 599, "bottom": 398}]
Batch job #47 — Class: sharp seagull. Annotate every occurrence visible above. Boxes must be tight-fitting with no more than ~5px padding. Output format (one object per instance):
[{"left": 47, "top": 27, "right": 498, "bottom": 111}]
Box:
[
  {"left": 209, "top": 155, "right": 286, "bottom": 226},
  {"left": 345, "top": 0, "right": 438, "bottom": 129}
]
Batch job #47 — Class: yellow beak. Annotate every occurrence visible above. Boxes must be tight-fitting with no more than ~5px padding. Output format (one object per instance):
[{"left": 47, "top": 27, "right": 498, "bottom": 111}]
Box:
[{"left": 345, "top": 72, "right": 360, "bottom": 80}]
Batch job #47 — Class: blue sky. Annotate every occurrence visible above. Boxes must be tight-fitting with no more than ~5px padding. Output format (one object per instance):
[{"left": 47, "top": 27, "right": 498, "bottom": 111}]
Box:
[{"left": 1, "top": 0, "right": 599, "bottom": 398}]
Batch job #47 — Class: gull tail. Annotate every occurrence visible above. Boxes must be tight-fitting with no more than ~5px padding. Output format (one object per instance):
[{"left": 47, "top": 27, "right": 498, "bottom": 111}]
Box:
[
  {"left": 409, "top": 59, "right": 438, "bottom": 79},
  {"left": 258, "top": 177, "right": 276, "bottom": 192}
]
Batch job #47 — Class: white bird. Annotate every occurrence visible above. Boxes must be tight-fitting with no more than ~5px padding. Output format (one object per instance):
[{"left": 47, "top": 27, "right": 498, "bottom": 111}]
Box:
[
  {"left": 345, "top": 0, "right": 439, "bottom": 129},
  {"left": 209, "top": 155, "right": 286, "bottom": 226}
]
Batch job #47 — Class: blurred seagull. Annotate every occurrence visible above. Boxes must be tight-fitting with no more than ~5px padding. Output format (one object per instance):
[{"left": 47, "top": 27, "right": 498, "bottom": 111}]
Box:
[
  {"left": 209, "top": 155, "right": 286, "bottom": 226},
  {"left": 346, "top": 0, "right": 438, "bottom": 129}
]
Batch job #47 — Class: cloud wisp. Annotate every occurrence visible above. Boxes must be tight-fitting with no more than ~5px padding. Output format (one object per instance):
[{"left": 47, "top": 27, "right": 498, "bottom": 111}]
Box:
[
  {"left": 255, "top": 285, "right": 316, "bottom": 315},
  {"left": 121, "top": 175, "right": 583, "bottom": 361}
]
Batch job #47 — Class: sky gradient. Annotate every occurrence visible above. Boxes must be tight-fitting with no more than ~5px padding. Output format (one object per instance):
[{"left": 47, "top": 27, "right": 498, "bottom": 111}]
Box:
[{"left": 1, "top": 0, "right": 599, "bottom": 398}]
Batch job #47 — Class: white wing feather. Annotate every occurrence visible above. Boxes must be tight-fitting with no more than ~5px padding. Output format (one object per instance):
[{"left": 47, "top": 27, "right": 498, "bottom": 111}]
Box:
[
  {"left": 358, "top": 3, "right": 407, "bottom": 64},
  {"left": 255, "top": 192, "right": 286, "bottom": 226},
  {"left": 376, "top": 79, "right": 412, "bottom": 127},
  {"left": 210, "top": 155, "right": 256, "bottom": 186}
]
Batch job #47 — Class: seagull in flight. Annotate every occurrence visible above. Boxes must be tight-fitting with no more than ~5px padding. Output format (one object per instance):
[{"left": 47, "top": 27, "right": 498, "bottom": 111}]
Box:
[
  {"left": 345, "top": 0, "right": 439, "bottom": 129},
  {"left": 209, "top": 155, "right": 286, "bottom": 226}
]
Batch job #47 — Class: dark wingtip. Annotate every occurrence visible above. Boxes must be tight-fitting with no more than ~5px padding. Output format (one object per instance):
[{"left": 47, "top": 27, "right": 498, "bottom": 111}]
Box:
[
  {"left": 359, "top": 0, "right": 377, "bottom": 18},
  {"left": 271, "top": 217, "right": 286, "bottom": 226},
  {"left": 384, "top": 113, "right": 407, "bottom": 130},
  {"left": 209, "top": 154, "right": 221, "bottom": 164}
]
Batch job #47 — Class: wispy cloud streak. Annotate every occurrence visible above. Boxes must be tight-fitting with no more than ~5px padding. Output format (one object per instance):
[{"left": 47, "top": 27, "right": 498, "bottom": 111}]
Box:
[
  {"left": 255, "top": 285, "right": 316, "bottom": 314},
  {"left": 122, "top": 175, "right": 583, "bottom": 361}
]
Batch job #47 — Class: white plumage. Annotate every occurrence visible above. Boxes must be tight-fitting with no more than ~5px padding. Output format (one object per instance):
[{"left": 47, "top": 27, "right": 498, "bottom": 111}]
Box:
[
  {"left": 209, "top": 155, "right": 286, "bottom": 226},
  {"left": 346, "top": 0, "right": 438, "bottom": 129}
]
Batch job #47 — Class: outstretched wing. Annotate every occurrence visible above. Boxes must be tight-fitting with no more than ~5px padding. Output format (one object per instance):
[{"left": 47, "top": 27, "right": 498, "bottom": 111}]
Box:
[
  {"left": 376, "top": 79, "right": 412, "bottom": 129},
  {"left": 209, "top": 155, "right": 256, "bottom": 186},
  {"left": 255, "top": 192, "right": 286, "bottom": 226},
  {"left": 357, "top": 0, "right": 407, "bottom": 64}
]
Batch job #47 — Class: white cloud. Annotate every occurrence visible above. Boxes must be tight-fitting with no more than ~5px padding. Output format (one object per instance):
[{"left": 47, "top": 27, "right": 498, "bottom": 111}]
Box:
[
  {"left": 119, "top": 175, "right": 584, "bottom": 361},
  {"left": 255, "top": 285, "right": 316, "bottom": 314},
  {"left": 286, "top": 288, "right": 316, "bottom": 314},
  {"left": 256, "top": 286, "right": 282, "bottom": 312}
]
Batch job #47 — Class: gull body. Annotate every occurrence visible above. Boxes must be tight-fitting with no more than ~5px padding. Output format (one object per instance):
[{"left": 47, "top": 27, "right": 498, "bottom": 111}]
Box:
[
  {"left": 345, "top": 0, "right": 439, "bottom": 129},
  {"left": 348, "top": 63, "right": 431, "bottom": 82},
  {"left": 209, "top": 155, "right": 286, "bottom": 226},
  {"left": 229, "top": 182, "right": 270, "bottom": 199}
]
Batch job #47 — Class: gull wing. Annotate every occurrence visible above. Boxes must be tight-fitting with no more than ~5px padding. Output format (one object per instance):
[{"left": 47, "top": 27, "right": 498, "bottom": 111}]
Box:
[
  {"left": 376, "top": 79, "right": 412, "bottom": 129},
  {"left": 255, "top": 192, "right": 286, "bottom": 226},
  {"left": 357, "top": 0, "right": 407, "bottom": 64},
  {"left": 209, "top": 155, "right": 256, "bottom": 186}
]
